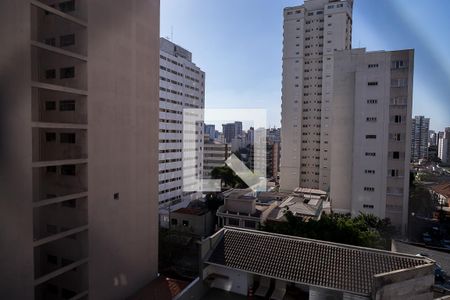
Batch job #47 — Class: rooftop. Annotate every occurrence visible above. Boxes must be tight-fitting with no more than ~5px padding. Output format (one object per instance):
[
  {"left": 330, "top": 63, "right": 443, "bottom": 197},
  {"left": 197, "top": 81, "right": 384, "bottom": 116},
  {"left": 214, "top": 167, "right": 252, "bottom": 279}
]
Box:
[
  {"left": 432, "top": 182, "right": 450, "bottom": 198},
  {"left": 206, "top": 227, "right": 432, "bottom": 296},
  {"left": 173, "top": 207, "right": 209, "bottom": 216}
]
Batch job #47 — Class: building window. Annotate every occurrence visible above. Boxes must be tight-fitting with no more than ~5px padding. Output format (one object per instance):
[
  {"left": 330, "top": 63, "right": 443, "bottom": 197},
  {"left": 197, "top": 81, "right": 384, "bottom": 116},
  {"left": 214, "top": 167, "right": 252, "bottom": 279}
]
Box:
[
  {"left": 60, "top": 133, "right": 76, "bottom": 144},
  {"left": 60, "top": 34, "right": 75, "bottom": 47},
  {"left": 46, "top": 224, "right": 58, "bottom": 234},
  {"left": 171, "top": 218, "right": 178, "bottom": 226},
  {"left": 46, "top": 132, "right": 56, "bottom": 142},
  {"left": 366, "top": 135, "right": 376, "bottom": 139},
  {"left": 390, "top": 169, "right": 400, "bottom": 177},
  {"left": 394, "top": 115, "right": 402, "bottom": 123},
  {"left": 390, "top": 133, "right": 401, "bottom": 141},
  {"left": 366, "top": 117, "right": 377, "bottom": 122},
  {"left": 61, "top": 165, "right": 76, "bottom": 176},
  {"left": 391, "top": 78, "right": 408, "bottom": 88},
  {"left": 368, "top": 81, "right": 378, "bottom": 86},
  {"left": 368, "top": 64, "right": 379, "bottom": 68},
  {"left": 363, "top": 204, "right": 374, "bottom": 209},
  {"left": 393, "top": 151, "right": 400, "bottom": 159},
  {"left": 364, "top": 187, "right": 375, "bottom": 192},
  {"left": 45, "top": 69, "right": 56, "bottom": 79},
  {"left": 61, "top": 289, "right": 77, "bottom": 299},
  {"left": 59, "top": 100, "right": 76, "bottom": 111},
  {"left": 365, "top": 170, "right": 375, "bottom": 174},
  {"left": 391, "top": 60, "right": 407, "bottom": 69},
  {"left": 62, "top": 199, "right": 76, "bottom": 208},
  {"left": 61, "top": 258, "right": 74, "bottom": 267},
  {"left": 365, "top": 152, "right": 376, "bottom": 157},
  {"left": 47, "top": 254, "right": 58, "bottom": 265},
  {"left": 45, "top": 101, "right": 56, "bottom": 111},
  {"left": 367, "top": 99, "right": 378, "bottom": 104},
  {"left": 46, "top": 284, "right": 58, "bottom": 295},
  {"left": 46, "top": 166, "right": 57, "bottom": 173},
  {"left": 182, "top": 220, "right": 189, "bottom": 227},
  {"left": 45, "top": 38, "right": 56, "bottom": 46},
  {"left": 60, "top": 67, "right": 75, "bottom": 79},
  {"left": 59, "top": 0, "right": 75, "bottom": 13}
]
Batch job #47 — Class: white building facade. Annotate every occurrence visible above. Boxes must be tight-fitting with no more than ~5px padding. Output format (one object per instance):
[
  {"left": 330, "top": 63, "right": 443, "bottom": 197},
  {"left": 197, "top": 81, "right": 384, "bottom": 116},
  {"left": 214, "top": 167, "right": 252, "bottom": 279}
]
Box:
[
  {"left": 280, "top": 0, "right": 353, "bottom": 191},
  {"left": 330, "top": 48, "right": 414, "bottom": 233},
  {"left": 159, "top": 38, "right": 205, "bottom": 207}
]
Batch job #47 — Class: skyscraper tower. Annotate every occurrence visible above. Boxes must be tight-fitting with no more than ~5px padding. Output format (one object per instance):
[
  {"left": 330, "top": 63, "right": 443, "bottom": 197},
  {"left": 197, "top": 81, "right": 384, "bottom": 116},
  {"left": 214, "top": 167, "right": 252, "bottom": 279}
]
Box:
[
  {"left": 0, "top": 0, "right": 160, "bottom": 298},
  {"left": 411, "top": 115, "right": 430, "bottom": 161},
  {"left": 280, "top": 0, "right": 353, "bottom": 191},
  {"left": 159, "top": 38, "right": 205, "bottom": 208}
]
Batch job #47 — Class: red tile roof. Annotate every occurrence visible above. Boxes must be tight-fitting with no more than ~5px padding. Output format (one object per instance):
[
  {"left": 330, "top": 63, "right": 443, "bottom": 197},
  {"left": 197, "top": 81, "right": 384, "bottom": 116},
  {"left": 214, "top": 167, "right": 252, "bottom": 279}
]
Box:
[{"left": 432, "top": 182, "right": 450, "bottom": 198}]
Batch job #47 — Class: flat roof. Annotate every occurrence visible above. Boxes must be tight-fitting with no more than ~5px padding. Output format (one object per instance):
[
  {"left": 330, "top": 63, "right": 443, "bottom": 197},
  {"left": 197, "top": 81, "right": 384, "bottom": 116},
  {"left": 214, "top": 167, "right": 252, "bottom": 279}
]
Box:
[
  {"left": 206, "top": 228, "right": 432, "bottom": 296},
  {"left": 173, "top": 207, "right": 209, "bottom": 216}
]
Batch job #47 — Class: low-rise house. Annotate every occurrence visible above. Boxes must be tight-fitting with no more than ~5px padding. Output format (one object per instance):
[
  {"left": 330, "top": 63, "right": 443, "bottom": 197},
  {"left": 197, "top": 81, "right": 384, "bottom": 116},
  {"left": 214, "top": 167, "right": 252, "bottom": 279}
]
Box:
[
  {"left": 431, "top": 183, "right": 450, "bottom": 206},
  {"left": 170, "top": 202, "right": 214, "bottom": 238},
  {"left": 175, "top": 227, "right": 435, "bottom": 300},
  {"left": 216, "top": 188, "right": 326, "bottom": 229}
]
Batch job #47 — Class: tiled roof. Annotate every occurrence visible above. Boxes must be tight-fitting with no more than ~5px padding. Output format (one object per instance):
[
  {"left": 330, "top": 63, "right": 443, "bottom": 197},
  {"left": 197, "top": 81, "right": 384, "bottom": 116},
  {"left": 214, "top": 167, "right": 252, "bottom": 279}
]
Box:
[
  {"left": 432, "top": 182, "right": 450, "bottom": 198},
  {"left": 207, "top": 228, "right": 431, "bottom": 296},
  {"left": 173, "top": 207, "right": 209, "bottom": 216}
]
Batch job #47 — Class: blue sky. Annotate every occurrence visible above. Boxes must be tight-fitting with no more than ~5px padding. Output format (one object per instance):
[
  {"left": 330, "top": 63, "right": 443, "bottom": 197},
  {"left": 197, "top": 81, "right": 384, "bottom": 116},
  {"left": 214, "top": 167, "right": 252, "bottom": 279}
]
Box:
[{"left": 161, "top": 0, "right": 450, "bottom": 131}]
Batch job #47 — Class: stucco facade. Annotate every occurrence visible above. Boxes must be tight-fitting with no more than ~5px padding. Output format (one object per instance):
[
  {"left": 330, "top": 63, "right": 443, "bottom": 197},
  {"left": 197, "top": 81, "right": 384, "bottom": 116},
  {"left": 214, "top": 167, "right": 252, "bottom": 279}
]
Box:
[
  {"left": 330, "top": 49, "right": 413, "bottom": 234},
  {"left": 280, "top": 0, "right": 353, "bottom": 191},
  {"left": 0, "top": 0, "right": 160, "bottom": 299}
]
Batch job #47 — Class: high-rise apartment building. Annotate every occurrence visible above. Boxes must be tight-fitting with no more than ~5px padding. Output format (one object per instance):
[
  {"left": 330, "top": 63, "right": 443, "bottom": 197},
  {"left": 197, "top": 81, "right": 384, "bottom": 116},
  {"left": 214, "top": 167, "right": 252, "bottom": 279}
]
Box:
[
  {"left": 429, "top": 130, "right": 437, "bottom": 147},
  {"left": 280, "top": 0, "right": 353, "bottom": 191},
  {"left": 222, "top": 121, "right": 243, "bottom": 143},
  {"left": 0, "top": 0, "right": 160, "bottom": 299},
  {"left": 411, "top": 115, "right": 430, "bottom": 161},
  {"left": 438, "top": 127, "right": 450, "bottom": 164},
  {"left": 159, "top": 38, "right": 205, "bottom": 207},
  {"left": 204, "top": 124, "right": 216, "bottom": 140},
  {"left": 330, "top": 48, "right": 414, "bottom": 233}
]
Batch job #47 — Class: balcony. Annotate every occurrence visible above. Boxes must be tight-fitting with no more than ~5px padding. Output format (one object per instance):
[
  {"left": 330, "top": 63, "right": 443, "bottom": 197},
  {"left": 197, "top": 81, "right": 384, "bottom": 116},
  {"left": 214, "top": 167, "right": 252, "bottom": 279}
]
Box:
[
  {"left": 34, "top": 0, "right": 87, "bottom": 23},
  {"left": 33, "top": 197, "right": 87, "bottom": 241},
  {"left": 31, "top": 46, "right": 87, "bottom": 92},
  {"left": 34, "top": 256, "right": 88, "bottom": 300},
  {"left": 32, "top": 164, "right": 87, "bottom": 202},
  {"left": 32, "top": 88, "right": 87, "bottom": 125},
  {"left": 32, "top": 128, "right": 87, "bottom": 162}
]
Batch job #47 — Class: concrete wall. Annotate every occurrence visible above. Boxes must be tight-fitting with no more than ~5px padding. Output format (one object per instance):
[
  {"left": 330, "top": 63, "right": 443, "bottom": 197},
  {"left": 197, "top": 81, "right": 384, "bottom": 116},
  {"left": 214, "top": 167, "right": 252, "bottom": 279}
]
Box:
[
  {"left": 87, "top": 0, "right": 160, "bottom": 299},
  {"left": 0, "top": 1, "right": 34, "bottom": 298},
  {"left": 372, "top": 264, "right": 434, "bottom": 300},
  {"left": 203, "top": 265, "right": 251, "bottom": 296},
  {"left": 171, "top": 211, "right": 214, "bottom": 237}
]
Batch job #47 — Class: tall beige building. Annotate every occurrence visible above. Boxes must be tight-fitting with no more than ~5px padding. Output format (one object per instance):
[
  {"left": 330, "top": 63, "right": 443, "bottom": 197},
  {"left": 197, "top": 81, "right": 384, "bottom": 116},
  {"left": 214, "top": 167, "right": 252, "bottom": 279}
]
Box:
[
  {"left": 0, "top": 0, "right": 160, "bottom": 299},
  {"left": 280, "top": 0, "right": 353, "bottom": 191},
  {"left": 330, "top": 49, "right": 414, "bottom": 233}
]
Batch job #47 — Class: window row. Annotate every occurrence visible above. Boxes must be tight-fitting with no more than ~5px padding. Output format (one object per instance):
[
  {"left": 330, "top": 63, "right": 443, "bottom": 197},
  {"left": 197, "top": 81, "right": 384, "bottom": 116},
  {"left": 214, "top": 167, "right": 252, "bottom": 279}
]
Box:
[{"left": 45, "top": 67, "right": 75, "bottom": 79}]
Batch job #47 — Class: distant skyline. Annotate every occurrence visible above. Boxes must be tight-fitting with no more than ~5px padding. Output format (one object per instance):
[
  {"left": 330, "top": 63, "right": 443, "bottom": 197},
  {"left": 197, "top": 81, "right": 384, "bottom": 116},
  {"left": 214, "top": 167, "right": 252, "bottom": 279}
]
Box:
[{"left": 161, "top": 0, "right": 450, "bottom": 131}]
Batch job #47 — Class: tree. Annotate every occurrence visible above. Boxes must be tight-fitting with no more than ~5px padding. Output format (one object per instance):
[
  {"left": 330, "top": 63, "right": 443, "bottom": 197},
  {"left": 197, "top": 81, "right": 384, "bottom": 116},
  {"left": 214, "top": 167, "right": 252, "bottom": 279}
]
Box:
[
  {"left": 211, "top": 165, "right": 248, "bottom": 189},
  {"left": 409, "top": 185, "right": 437, "bottom": 218},
  {"left": 261, "top": 212, "right": 395, "bottom": 250},
  {"left": 205, "top": 192, "right": 223, "bottom": 211}
]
